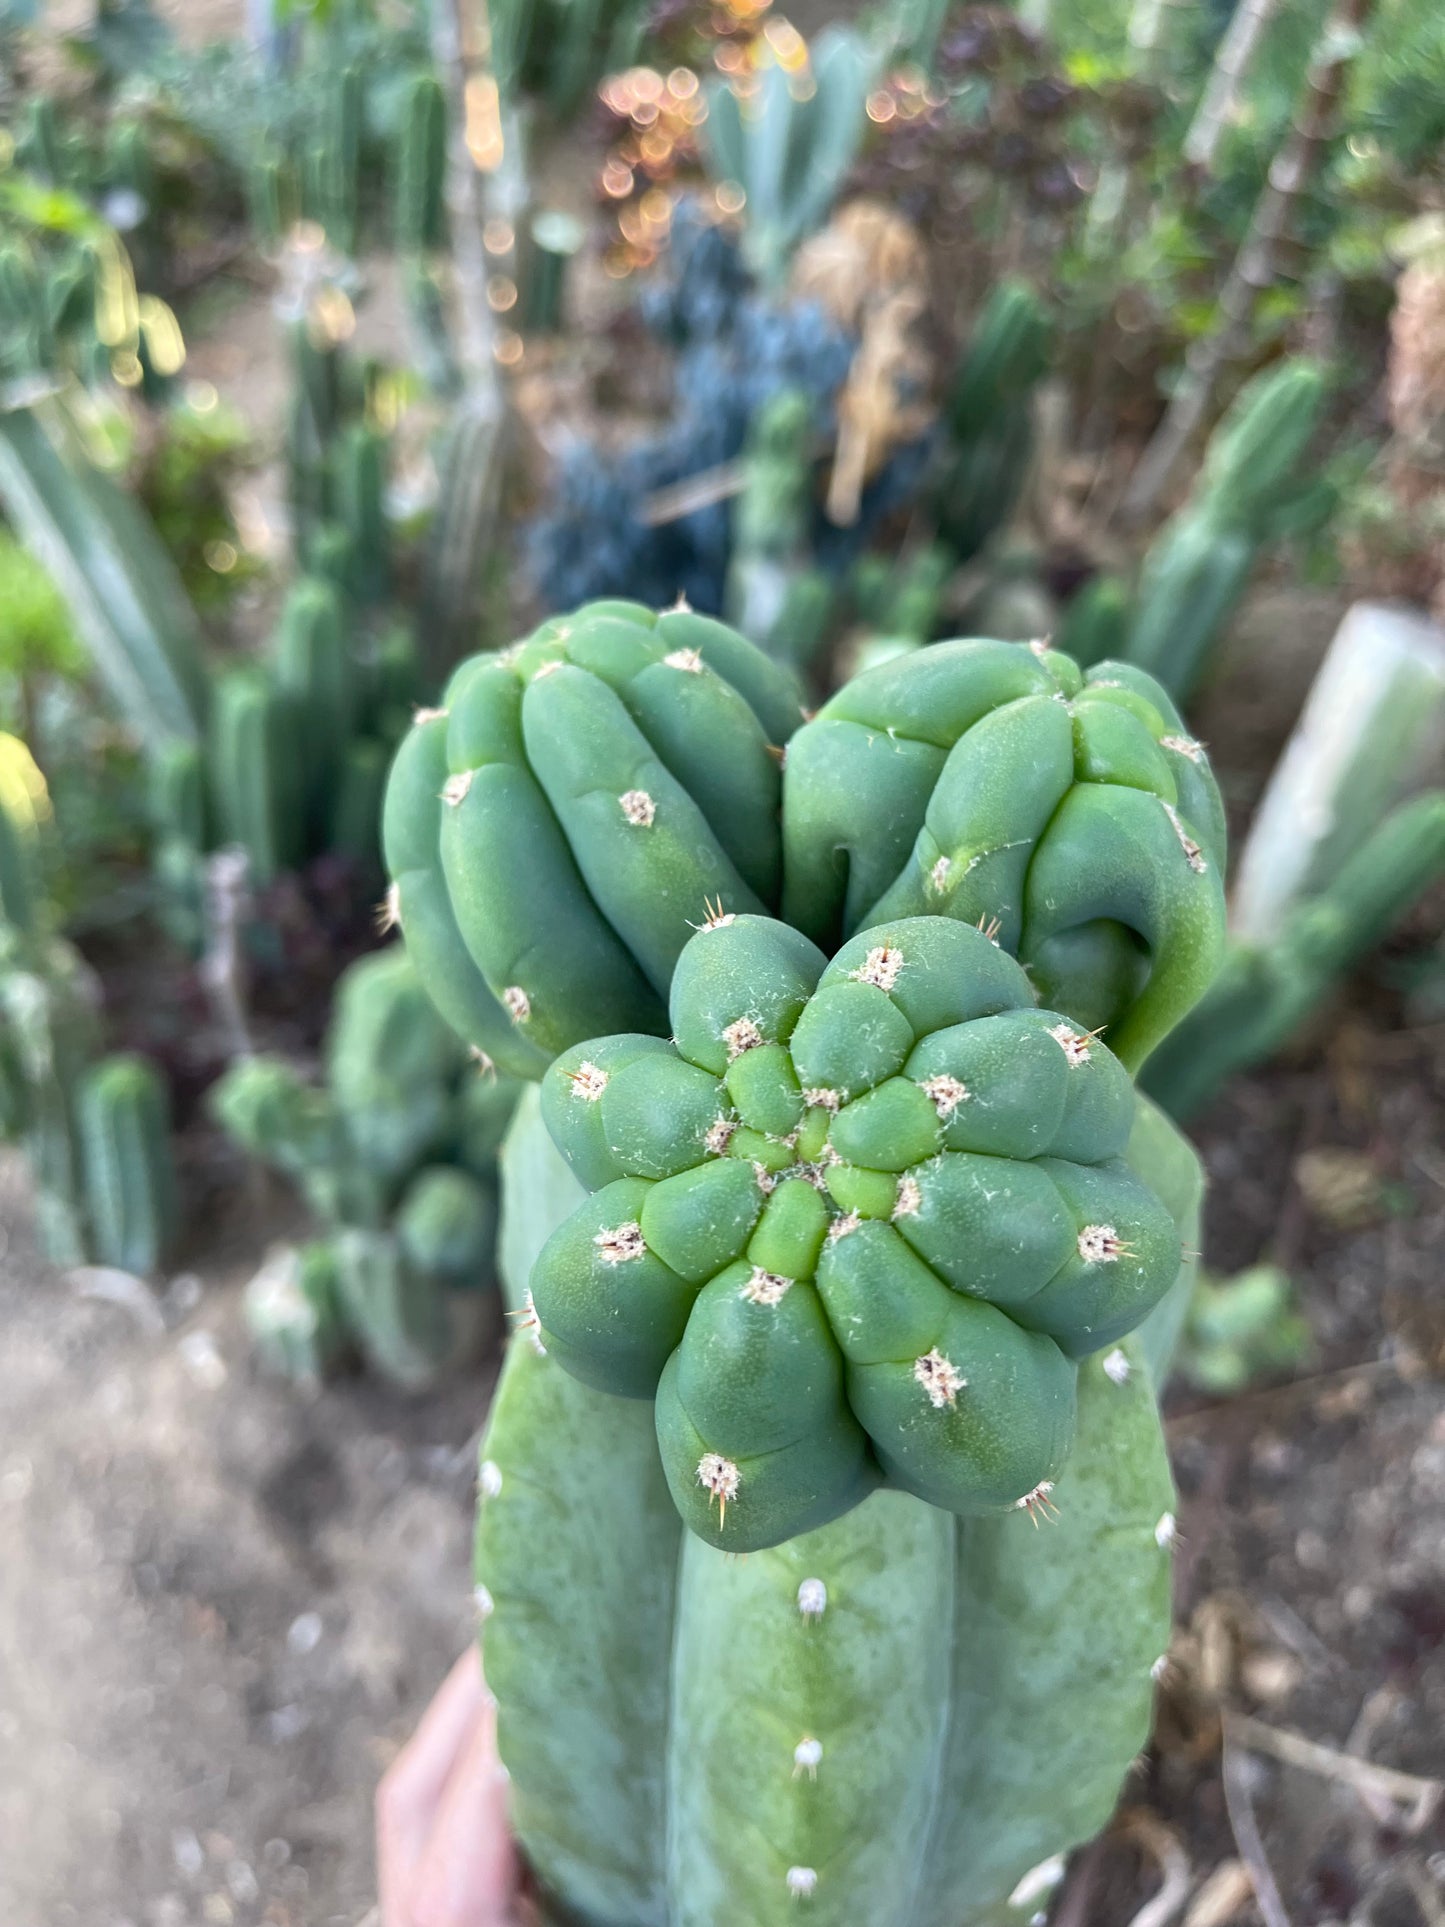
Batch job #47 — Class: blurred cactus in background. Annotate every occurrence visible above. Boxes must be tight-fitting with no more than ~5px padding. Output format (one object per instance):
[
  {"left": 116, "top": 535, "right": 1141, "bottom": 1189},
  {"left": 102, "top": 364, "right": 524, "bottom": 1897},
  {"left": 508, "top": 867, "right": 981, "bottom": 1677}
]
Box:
[{"left": 212, "top": 946, "right": 521, "bottom": 1385}]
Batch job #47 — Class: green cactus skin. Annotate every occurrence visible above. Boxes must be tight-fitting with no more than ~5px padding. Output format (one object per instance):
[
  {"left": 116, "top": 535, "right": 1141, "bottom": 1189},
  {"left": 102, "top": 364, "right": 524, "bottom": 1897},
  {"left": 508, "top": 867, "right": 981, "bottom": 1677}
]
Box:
[
  {"left": 0, "top": 933, "right": 103, "bottom": 1268},
  {"left": 77, "top": 1052, "right": 179, "bottom": 1277},
  {"left": 396, "top": 1164, "right": 496, "bottom": 1289},
  {"left": 273, "top": 576, "right": 354, "bottom": 824},
  {"left": 328, "top": 737, "right": 389, "bottom": 875},
  {"left": 476, "top": 1078, "right": 1186, "bottom": 1927},
  {"left": 210, "top": 670, "right": 304, "bottom": 888},
  {"left": 529, "top": 912, "right": 1179, "bottom": 1554},
  {"left": 932, "top": 282, "right": 1051, "bottom": 564},
  {"left": 245, "top": 1240, "right": 350, "bottom": 1383},
  {"left": 781, "top": 639, "right": 1227, "bottom": 1071},
  {"left": 382, "top": 602, "right": 804, "bottom": 1074},
  {"left": 333, "top": 1226, "right": 459, "bottom": 1389},
  {"left": 325, "top": 946, "right": 468, "bottom": 1190},
  {"left": 1122, "top": 362, "right": 1332, "bottom": 702},
  {"left": 334, "top": 422, "right": 391, "bottom": 607},
  {"left": 1143, "top": 792, "right": 1445, "bottom": 1121},
  {"left": 0, "top": 780, "right": 39, "bottom": 939},
  {"left": 395, "top": 72, "right": 448, "bottom": 256}
]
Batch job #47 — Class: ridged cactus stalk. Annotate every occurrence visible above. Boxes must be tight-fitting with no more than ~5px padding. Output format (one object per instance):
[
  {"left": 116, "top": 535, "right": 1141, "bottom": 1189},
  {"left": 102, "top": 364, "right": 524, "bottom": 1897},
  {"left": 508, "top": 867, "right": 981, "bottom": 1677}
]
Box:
[
  {"left": 210, "top": 669, "right": 304, "bottom": 889},
  {"left": 931, "top": 282, "right": 1052, "bottom": 564},
  {"left": 1122, "top": 360, "right": 1335, "bottom": 702},
  {"left": 381, "top": 600, "right": 804, "bottom": 1076},
  {"left": 476, "top": 925, "right": 1201, "bottom": 1925},
  {"left": 77, "top": 1053, "right": 180, "bottom": 1277},
  {"left": 273, "top": 575, "right": 354, "bottom": 832},
  {"left": 782, "top": 639, "right": 1227, "bottom": 1070},
  {"left": 532, "top": 913, "right": 1181, "bottom": 1550}
]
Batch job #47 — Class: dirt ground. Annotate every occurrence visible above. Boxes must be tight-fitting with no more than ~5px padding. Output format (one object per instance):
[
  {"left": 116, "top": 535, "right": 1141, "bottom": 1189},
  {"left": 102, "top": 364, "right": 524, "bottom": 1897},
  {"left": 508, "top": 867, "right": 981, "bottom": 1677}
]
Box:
[{"left": 0, "top": 1158, "right": 492, "bottom": 1927}]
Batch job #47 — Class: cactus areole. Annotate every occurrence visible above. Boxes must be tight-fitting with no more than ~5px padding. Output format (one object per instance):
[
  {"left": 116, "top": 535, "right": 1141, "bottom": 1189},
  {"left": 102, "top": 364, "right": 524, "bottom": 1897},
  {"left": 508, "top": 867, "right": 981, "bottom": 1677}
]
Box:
[
  {"left": 533, "top": 912, "right": 1180, "bottom": 1552},
  {"left": 382, "top": 599, "right": 803, "bottom": 1079}
]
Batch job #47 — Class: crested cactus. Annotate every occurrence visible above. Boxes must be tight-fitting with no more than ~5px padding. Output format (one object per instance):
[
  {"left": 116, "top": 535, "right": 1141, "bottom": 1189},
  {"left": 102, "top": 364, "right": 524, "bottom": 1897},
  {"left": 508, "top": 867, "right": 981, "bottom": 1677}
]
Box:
[
  {"left": 77, "top": 1052, "right": 179, "bottom": 1277},
  {"left": 476, "top": 1008, "right": 1199, "bottom": 1926},
  {"left": 531, "top": 913, "right": 1180, "bottom": 1552},
  {"left": 381, "top": 601, "right": 804, "bottom": 1076},
  {"left": 782, "top": 640, "right": 1227, "bottom": 1071}
]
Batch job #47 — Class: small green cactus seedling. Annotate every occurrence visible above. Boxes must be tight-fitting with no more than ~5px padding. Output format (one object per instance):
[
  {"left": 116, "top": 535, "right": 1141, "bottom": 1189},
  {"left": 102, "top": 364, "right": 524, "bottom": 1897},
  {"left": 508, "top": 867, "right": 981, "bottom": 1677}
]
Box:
[
  {"left": 78, "top": 1052, "right": 179, "bottom": 1277},
  {"left": 782, "top": 638, "right": 1227, "bottom": 1070},
  {"left": 533, "top": 912, "right": 1180, "bottom": 1552},
  {"left": 382, "top": 601, "right": 804, "bottom": 1076}
]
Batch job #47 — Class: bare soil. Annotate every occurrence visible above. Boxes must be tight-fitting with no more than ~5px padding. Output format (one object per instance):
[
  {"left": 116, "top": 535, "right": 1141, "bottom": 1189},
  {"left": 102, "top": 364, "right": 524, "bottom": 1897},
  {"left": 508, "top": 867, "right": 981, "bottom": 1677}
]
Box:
[{"left": 0, "top": 1159, "right": 492, "bottom": 1927}]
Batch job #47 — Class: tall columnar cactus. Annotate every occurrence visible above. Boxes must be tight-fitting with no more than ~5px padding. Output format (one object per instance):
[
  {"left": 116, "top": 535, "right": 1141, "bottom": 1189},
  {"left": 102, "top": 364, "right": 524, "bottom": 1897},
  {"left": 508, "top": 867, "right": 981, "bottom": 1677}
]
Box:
[
  {"left": 394, "top": 71, "right": 448, "bottom": 256},
  {"left": 1143, "top": 792, "right": 1445, "bottom": 1120},
  {"left": 531, "top": 914, "right": 1180, "bottom": 1551},
  {"left": 782, "top": 639, "right": 1227, "bottom": 1071},
  {"left": 209, "top": 669, "right": 303, "bottom": 888},
  {"left": 77, "top": 1052, "right": 179, "bottom": 1277},
  {"left": 272, "top": 575, "right": 354, "bottom": 827},
  {"left": 381, "top": 600, "right": 804, "bottom": 1076},
  {"left": 931, "top": 281, "right": 1052, "bottom": 564},
  {"left": 1122, "top": 360, "right": 1335, "bottom": 702},
  {"left": 334, "top": 421, "right": 391, "bottom": 607},
  {"left": 475, "top": 917, "right": 1201, "bottom": 1925}
]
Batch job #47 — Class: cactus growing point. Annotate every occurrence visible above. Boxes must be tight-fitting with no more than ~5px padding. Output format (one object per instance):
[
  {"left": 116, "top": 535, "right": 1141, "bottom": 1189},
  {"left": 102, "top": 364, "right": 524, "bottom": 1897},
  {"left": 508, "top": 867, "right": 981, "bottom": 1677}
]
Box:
[{"left": 530, "top": 912, "right": 1180, "bottom": 1553}]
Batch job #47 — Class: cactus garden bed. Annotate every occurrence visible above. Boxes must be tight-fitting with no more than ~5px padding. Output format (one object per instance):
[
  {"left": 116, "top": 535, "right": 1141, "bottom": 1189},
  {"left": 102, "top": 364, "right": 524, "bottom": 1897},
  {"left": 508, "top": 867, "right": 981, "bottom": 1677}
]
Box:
[{"left": 2, "top": 983, "right": 1442, "bottom": 1925}]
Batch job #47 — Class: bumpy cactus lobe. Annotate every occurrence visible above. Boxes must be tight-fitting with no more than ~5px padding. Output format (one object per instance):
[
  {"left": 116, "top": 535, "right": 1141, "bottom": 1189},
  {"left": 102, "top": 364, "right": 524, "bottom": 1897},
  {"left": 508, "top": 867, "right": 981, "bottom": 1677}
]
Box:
[
  {"left": 531, "top": 912, "right": 1180, "bottom": 1553},
  {"left": 782, "top": 640, "right": 1226, "bottom": 1070},
  {"left": 78, "top": 1053, "right": 178, "bottom": 1277},
  {"left": 382, "top": 601, "right": 803, "bottom": 1076},
  {"left": 476, "top": 1085, "right": 1184, "bottom": 1927}
]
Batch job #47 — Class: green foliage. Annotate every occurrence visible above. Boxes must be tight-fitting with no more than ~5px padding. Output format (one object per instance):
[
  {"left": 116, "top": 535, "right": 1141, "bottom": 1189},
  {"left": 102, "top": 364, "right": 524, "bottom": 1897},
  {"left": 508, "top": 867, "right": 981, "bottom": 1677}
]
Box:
[
  {"left": 932, "top": 282, "right": 1052, "bottom": 564},
  {"left": 0, "top": 534, "right": 85, "bottom": 719},
  {"left": 137, "top": 393, "right": 258, "bottom": 616},
  {"left": 702, "top": 29, "right": 876, "bottom": 287},
  {"left": 0, "top": 402, "right": 209, "bottom": 754},
  {"left": 1179, "top": 1265, "right": 1310, "bottom": 1395},
  {"left": 489, "top": 0, "right": 649, "bottom": 121},
  {"left": 1122, "top": 361, "right": 1335, "bottom": 701}
]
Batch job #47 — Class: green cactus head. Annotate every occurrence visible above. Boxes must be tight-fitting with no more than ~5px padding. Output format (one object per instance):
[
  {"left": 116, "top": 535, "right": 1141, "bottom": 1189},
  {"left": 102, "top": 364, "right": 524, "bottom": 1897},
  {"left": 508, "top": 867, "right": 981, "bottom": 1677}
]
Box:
[
  {"left": 531, "top": 912, "right": 1181, "bottom": 1553},
  {"left": 782, "top": 639, "right": 1227, "bottom": 1070},
  {"left": 382, "top": 600, "right": 804, "bottom": 1079}
]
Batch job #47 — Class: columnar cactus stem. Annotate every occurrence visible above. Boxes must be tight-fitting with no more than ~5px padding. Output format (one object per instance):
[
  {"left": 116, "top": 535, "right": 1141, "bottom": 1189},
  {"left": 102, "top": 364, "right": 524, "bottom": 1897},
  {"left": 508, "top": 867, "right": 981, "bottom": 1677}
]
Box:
[{"left": 478, "top": 1088, "right": 1183, "bottom": 1924}]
